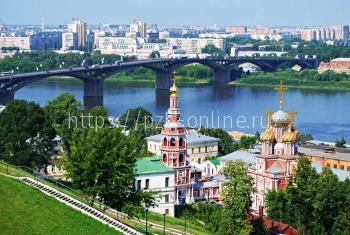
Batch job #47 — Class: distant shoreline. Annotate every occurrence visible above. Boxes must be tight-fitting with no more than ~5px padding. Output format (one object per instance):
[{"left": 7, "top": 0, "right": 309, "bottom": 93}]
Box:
[
  {"left": 45, "top": 76, "right": 350, "bottom": 92},
  {"left": 232, "top": 81, "right": 350, "bottom": 92}
]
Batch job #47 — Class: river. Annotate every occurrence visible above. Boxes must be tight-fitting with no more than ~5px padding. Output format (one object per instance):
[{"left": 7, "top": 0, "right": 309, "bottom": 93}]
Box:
[{"left": 15, "top": 79, "right": 350, "bottom": 142}]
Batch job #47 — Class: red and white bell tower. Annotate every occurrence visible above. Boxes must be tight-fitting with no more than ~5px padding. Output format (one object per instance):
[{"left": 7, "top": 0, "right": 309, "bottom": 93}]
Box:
[{"left": 160, "top": 72, "right": 191, "bottom": 203}]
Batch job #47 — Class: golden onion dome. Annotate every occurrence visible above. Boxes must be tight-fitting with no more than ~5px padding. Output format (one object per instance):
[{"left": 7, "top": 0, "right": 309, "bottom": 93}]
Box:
[
  {"left": 170, "top": 80, "right": 178, "bottom": 96},
  {"left": 260, "top": 126, "right": 275, "bottom": 142},
  {"left": 282, "top": 127, "right": 301, "bottom": 143}
]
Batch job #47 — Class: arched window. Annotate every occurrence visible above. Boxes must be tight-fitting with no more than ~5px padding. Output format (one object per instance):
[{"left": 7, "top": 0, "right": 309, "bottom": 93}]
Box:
[
  {"left": 179, "top": 138, "right": 184, "bottom": 147},
  {"left": 162, "top": 154, "right": 167, "bottom": 162},
  {"left": 170, "top": 138, "right": 176, "bottom": 146},
  {"left": 179, "top": 154, "right": 184, "bottom": 163},
  {"left": 163, "top": 138, "right": 168, "bottom": 146}
]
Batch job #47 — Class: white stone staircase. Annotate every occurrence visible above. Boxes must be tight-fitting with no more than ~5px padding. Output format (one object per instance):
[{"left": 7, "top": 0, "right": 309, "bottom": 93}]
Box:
[{"left": 20, "top": 177, "right": 142, "bottom": 235}]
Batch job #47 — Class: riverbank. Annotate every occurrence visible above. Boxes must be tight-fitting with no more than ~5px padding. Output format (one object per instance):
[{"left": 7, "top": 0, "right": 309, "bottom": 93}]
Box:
[
  {"left": 45, "top": 73, "right": 350, "bottom": 91},
  {"left": 46, "top": 75, "right": 211, "bottom": 85},
  {"left": 232, "top": 80, "right": 350, "bottom": 91}
]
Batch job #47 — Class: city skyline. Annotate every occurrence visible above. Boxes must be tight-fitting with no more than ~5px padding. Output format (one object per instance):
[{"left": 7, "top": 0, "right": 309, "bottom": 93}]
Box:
[{"left": 1, "top": 0, "right": 350, "bottom": 27}]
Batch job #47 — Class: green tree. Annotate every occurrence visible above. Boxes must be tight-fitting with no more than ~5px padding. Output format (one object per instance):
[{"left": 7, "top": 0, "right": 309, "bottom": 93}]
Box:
[
  {"left": 250, "top": 218, "right": 268, "bottom": 235},
  {"left": 313, "top": 167, "right": 342, "bottom": 234},
  {"left": 332, "top": 212, "right": 350, "bottom": 235},
  {"left": 335, "top": 136, "right": 346, "bottom": 148},
  {"left": 44, "top": 93, "right": 83, "bottom": 126},
  {"left": 127, "top": 123, "right": 162, "bottom": 157},
  {"left": 43, "top": 93, "right": 83, "bottom": 153},
  {"left": 119, "top": 107, "right": 153, "bottom": 130},
  {"left": 64, "top": 127, "right": 139, "bottom": 210},
  {"left": 201, "top": 44, "right": 224, "bottom": 57},
  {"left": 289, "top": 157, "right": 318, "bottom": 235},
  {"left": 239, "top": 136, "right": 256, "bottom": 149},
  {"left": 265, "top": 189, "right": 288, "bottom": 221},
  {"left": 255, "top": 131, "right": 260, "bottom": 142},
  {"left": 221, "top": 160, "right": 255, "bottom": 234},
  {"left": 149, "top": 50, "right": 160, "bottom": 58},
  {"left": 0, "top": 100, "right": 56, "bottom": 169},
  {"left": 299, "top": 133, "right": 314, "bottom": 143},
  {"left": 192, "top": 202, "right": 222, "bottom": 232},
  {"left": 199, "top": 128, "right": 239, "bottom": 156}
]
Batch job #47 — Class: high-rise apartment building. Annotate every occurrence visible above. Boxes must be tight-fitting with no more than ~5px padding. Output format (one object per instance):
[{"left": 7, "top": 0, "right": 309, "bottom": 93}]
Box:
[
  {"left": 300, "top": 25, "right": 349, "bottom": 41},
  {"left": 68, "top": 19, "right": 87, "bottom": 49},
  {"left": 62, "top": 32, "right": 78, "bottom": 51},
  {"left": 130, "top": 19, "right": 147, "bottom": 39},
  {"left": 225, "top": 26, "right": 247, "bottom": 34}
]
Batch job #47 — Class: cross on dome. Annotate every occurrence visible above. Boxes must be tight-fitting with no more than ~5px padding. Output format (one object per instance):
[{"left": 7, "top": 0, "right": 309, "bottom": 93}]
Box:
[{"left": 274, "top": 80, "right": 288, "bottom": 110}]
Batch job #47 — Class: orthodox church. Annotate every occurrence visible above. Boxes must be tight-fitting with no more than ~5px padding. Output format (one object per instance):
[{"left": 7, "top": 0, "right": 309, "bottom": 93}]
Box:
[{"left": 250, "top": 81, "right": 301, "bottom": 214}]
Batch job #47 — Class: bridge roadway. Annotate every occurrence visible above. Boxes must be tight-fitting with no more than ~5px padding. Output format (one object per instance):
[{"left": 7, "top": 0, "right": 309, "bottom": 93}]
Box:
[{"left": 0, "top": 57, "right": 319, "bottom": 109}]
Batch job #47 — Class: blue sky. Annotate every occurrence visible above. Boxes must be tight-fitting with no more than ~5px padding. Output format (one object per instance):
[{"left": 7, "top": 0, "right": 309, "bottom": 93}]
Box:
[{"left": 1, "top": 0, "right": 349, "bottom": 26}]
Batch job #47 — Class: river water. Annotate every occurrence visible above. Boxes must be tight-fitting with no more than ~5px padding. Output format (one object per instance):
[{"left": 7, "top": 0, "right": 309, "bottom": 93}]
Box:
[{"left": 15, "top": 79, "right": 350, "bottom": 142}]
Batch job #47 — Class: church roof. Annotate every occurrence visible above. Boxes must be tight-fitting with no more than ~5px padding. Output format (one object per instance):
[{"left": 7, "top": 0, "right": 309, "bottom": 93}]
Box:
[
  {"left": 272, "top": 110, "right": 289, "bottom": 124},
  {"left": 266, "top": 161, "right": 285, "bottom": 174},
  {"left": 135, "top": 156, "right": 175, "bottom": 175},
  {"left": 298, "top": 146, "right": 350, "bottom": 162},
  {"left": 260, "top": 126, "right": 275, "bottom": 142},
  {"left": 219, "top": 150, "right": 256, "bottom": 168}
]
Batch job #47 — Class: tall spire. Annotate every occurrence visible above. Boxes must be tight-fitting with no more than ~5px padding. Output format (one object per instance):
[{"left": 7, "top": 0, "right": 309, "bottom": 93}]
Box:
[
  {"left": 274, "top": 80, "right": 287, "bottom": 110},
  {"left": 41, "top": 16, "right": 45, "bottom": 31},
  {"left": 170, "top": 70, "right": 178, "bottom": 97}
]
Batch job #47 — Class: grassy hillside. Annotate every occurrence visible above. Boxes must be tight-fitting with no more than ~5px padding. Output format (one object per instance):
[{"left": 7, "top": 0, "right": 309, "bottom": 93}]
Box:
[{"left": 0, "top": 175, "right": 122, "bottom": 235}]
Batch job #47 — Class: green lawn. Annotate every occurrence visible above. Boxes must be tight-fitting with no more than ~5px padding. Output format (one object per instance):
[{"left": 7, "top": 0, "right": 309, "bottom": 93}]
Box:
[{"left": 0, "top": 175, "right": 122, "bottom": 235}]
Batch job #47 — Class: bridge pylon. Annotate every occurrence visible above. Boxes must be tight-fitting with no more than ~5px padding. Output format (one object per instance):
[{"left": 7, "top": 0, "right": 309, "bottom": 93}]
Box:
[
  {"left": 0, "top": 91, "right": 14, "bottom": 106},
  {"left": 155, "top": 70, "right": 173, "bottom": 90},
  {"left": 83, "top": 79, "right": 104, "bottom": 109},
  {"left": 213, "top": 68, "right": 232, "bottom": 84}
]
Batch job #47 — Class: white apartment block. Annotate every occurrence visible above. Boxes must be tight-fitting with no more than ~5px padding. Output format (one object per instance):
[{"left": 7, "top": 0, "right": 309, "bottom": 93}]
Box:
[
  {"left": 159, "top": 31, "right": 170, "bottom": 39},
  {"left": 61, "top": 32, "right": 75, "bottom": 51},
  {"left": 135, "top": 156, "right": 176, "bottom": 216},
  {"left": 167, "top": 38, "right": 226, "bottom": 54},
  {"left": 96, "top": 36, "right": 138, "bottom": 55},
  {"left": 0, "top": 36, "right": 30, "bottom": 51},
  {"left": 95, "top": 36, "right": 185, "bottom": 59}
]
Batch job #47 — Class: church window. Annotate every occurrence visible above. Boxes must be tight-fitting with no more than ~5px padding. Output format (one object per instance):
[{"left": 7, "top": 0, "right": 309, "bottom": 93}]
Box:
[
  {"left": 145, "top": 179, "right": 150, "bottom": 189},
  {"left": 179, "top": 138, "right": 184, "bottom": 146},
  {"left": 163, "top": 138, "right": 168, "bottom": 146},
  {"left": 137, "top": 180, "right": 141, "bottom": 190},
  {"left": 179, "top": 154, "right": 184, "bottom": 163},
  {"left": 165, "top": 177, "right": 169, "bottom": 187},
  {"left": 170, "top": 138, "right": 176, "bottom": 146}
]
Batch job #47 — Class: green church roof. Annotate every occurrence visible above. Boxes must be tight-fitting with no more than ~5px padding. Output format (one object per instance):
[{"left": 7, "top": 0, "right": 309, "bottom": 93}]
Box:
[{"left": 135, "top": 156, "right": 175, "bottom": 175}]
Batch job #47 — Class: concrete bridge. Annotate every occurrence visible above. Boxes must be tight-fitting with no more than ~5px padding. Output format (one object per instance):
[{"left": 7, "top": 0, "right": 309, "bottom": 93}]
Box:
[{"left": 0, "top": 57, "right": 319, "bottom": 109}]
